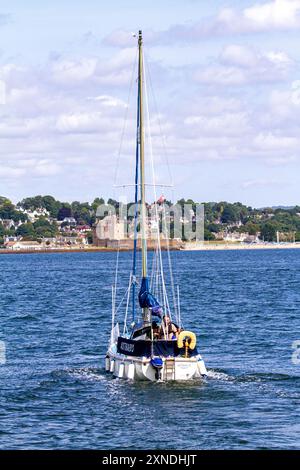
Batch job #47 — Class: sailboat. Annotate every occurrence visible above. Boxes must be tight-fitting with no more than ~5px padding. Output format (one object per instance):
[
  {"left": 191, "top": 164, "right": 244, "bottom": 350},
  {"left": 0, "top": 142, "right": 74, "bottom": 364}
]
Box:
[{"left": 105, "top": 31, "right": 207, "bottom": 381}]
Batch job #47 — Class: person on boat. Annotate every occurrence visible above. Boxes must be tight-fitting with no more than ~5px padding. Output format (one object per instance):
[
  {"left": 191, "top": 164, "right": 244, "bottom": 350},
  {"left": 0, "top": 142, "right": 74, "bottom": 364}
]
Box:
[
  {"left": 151, "top": 321, "right": 160, "bottom": 340},
  {"left": 160, "top": 314, "right": 179, "bottom": 340}
]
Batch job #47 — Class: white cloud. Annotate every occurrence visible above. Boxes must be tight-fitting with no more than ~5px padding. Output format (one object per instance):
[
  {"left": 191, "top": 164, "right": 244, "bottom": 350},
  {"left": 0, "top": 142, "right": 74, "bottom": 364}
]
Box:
[
  {"left": 265, "top": 51, "right": 293, "bottom": 66},
  {"left": 195, "top": 65, "right": 246, "bottom": 85},
  {"left": 266, "top": 155, "right": 298, "bottom": 164},
  {"left": 8, "top": 86, "right": 39, "bottom": 103},
  {"left": 253, "top": 132, "right": 299, "bottom": 150},
  {"left": 0, "top": 159, "right": 61, "bottom": 180},
  {"left": 220, "top": 44, "right": 292, "bottom": 69},
  {"left": 0, "top": 33, "right": 299, "bottom": 202},
  {"left": 244, "top": 0, "right": 300, "bottom": 30},
  {"left": 104, "top": 1, "right": 300, "bottom": 46},
  {"left": 87, "top": 95, "right": 127, "bottom": 107},
  {"left": 0, "top": 117, "right": 50, "bottom": 138},
  {"left": 0, "top": 48, "right": 138, "bottom": 192},
  {"left": 48, "top": 48, "right": 136, "bottom": 89},
  {"left": 195, "top": 44, "right": 293, "bottom": 85},
  {"left": 220, "top": 44, "right": 259, "bottom": 68},
  {"left": 241, "top": 178, "right": 280, "bottom": 189},
  {"left": 0, "top": 166, "right": 25, "bottom": 178},
  {"left": 173, "top": 0, "right": 300, "bottom": 37},
  {"left": 51, "top": 58, "right": 97, "bottom": 83},
  {"left": 33, "top": 160, "right": 61, "bottom": 176},
  {"left": 180, "top": 96, "right": 243, "bottom": 116},
  {"left": 0, "top": 63, "right": 27, "bottom": 81},
  {"left": 184, "top": 112, "right": 250, "bottom": 136},
  {"left": 56, "top": 111, "right": 103, "bottom": 134}
]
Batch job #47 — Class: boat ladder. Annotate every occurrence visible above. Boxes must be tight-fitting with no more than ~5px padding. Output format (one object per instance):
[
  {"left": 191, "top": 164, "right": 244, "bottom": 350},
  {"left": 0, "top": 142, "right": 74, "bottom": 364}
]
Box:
[{"left": 164, "top": 358, "right": 175, "bottom": 381}]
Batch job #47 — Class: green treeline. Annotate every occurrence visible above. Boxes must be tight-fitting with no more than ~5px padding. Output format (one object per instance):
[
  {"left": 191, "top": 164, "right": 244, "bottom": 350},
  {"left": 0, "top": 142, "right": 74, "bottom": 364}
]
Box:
[{"left": 1, "top": 195, "right": 300, "bottom": 243}]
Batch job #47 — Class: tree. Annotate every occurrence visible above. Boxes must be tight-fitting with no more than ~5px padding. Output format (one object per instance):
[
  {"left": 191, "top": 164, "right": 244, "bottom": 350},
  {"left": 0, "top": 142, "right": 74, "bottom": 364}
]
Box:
[
  {"left": 16, "top": 223, "right": 36, "bottom": 238},
  {"left": 0, "top": 200, "right": 15, "bottom": 219},
  {"left": 86, "top": 231, "right": 93, "bottom": 244},
  {"left": 91, "top": 197, "right": 105, "bottom": 212},
  {"left": 71, "top": 201, "right": 92, "bottom": 225},
  {"left": 0, "top": 196, "right": 11, "bottom": 205},
  {"left": 17, "top": 196, "right": 44, "bottom": 210},
  {"left": 204, "top": 229, "right": 215, "bottom": 241},
  {"left": 17, "top": 195, "right": 62, "bottom": 218},
  {"left": 176, "top": 198, "right": 186, "bottom": 207},
  {"left": 107, "top": 198, "right": 119, "bottom": 209},
  {"left": 33, "top": 217, "right": 57, "bottom": 237},
  {"left": 221, "top": 205, "right": 239, "bottom": 224},
  {"left": 260, "top": 222, "right": 278, "bottom": 242},
  {"left": 42, "top": 195, "right": 61, "bottom": 218},
  {"left": 0, "top": 201, "right": 27, "bottom": 222},
  {"left": 207, "top": 223, "right": 221, "bottom": 233},
  {"left": 242, "top": 222, "right": 260, "bottom": 235},
  {"left": 57, "top": 205, "right": 72, "bottom": 221}
]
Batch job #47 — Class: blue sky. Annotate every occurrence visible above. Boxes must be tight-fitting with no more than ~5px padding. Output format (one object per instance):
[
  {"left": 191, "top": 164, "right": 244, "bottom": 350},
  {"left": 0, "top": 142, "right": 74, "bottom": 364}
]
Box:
[{"left": 1, "top": 0, "right": 300, "bottom": 206}]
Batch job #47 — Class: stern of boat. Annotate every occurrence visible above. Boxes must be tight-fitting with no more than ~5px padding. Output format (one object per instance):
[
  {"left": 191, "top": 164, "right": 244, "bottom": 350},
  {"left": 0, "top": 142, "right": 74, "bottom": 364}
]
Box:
[{"left": 105, "top": 350, "right": 207, "bottom": 382}]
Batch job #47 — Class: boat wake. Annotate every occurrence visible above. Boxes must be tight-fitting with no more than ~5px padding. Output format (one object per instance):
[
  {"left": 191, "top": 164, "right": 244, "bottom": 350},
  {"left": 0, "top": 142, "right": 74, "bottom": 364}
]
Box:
[
  {"left": 66, "top": 367, "right": 105, "bottom": 382},
  {"left": 207, "top": 369, "right": 300, "bottom": 391},
  {"left": 38, "top": 367, "right": 108, "bottom": 386},
  {"left": 207, "top": 369, "right": 235, "bottom": 382}
]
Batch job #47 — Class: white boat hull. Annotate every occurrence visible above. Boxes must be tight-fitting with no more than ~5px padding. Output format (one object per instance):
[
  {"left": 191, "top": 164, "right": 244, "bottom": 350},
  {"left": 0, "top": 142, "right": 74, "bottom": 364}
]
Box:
[{"left": 106, "top": 350, "right": 207, "bottom": 382}]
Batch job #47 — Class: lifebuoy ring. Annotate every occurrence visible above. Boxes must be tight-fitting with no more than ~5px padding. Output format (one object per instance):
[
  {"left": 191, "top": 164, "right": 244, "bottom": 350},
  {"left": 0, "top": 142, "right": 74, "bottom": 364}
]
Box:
[{"left": 177, "top": 331, "right": 196, "bottom": 350}]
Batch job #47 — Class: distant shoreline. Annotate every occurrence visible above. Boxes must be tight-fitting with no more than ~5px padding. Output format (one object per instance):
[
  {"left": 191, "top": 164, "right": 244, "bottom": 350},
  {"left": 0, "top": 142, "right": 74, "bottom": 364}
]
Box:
[
  {"left": 182, "top": 242, "right": 300, "bottom": 251},
  {"left": 1, "top": 242, "right": 300, "bottom": 254},
  {"left": 0, "top": 247, "right": 130, "bottom": 255}
]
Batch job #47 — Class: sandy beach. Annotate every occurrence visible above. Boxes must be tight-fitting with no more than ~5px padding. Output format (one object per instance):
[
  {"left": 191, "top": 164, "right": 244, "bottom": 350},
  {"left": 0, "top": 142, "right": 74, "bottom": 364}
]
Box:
[{"left": 1, "top": 241, "right": 300, "bottom": 254}]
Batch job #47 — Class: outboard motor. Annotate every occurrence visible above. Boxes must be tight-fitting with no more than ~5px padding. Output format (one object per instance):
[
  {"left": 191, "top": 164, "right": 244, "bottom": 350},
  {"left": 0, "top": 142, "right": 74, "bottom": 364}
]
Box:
[{"left": 150, "top": 357, "right": 163, "bottom": 380}]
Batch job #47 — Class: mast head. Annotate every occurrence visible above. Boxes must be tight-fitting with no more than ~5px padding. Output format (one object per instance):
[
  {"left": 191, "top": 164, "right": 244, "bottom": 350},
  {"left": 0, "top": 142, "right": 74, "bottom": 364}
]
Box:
[{"left": 138, "top": 30, "right": 142, "bottom": 44}]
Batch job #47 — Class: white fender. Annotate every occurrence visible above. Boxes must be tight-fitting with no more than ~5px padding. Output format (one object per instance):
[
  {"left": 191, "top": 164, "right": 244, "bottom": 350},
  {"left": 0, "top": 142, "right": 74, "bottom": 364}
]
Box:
[
  {"left": 105, "top": 356, "right": 110, "bottom": 372},
  {"left": 118, "top": 363, "right": 125, "bottom": 378},
  {"left": 110, "top": 359, "right": 115, "bottom": 373},
  {"left": 127, "top": 363, "right": 135, "bottom": 380}
]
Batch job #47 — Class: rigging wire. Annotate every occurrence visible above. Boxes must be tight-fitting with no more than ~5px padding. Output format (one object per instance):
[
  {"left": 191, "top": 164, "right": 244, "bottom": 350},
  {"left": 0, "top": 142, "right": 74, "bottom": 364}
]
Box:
[
  {"left": 143, "top": 53, "right": 172, "bottom": 321},
  {"left": 113, "top": 247, "right": 120, "bottom": 317}
]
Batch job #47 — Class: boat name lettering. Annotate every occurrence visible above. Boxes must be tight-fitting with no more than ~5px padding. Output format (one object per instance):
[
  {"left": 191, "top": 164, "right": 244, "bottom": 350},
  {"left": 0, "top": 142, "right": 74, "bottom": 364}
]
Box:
[{"left": 121, "top": 342, "right": 135, "bottom": 353}]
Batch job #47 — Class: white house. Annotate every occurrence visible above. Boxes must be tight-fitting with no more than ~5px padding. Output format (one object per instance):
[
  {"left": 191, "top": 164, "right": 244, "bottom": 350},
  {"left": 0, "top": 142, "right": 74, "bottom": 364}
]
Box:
[
  {"left": 62, "top": 217, "right": 77, "bottom": 225},
  {"left": 18, "top": 207, "right": 50, "bottom": 223},
  {"left": 0, "top": 218, "right": 16, "bottom": 230},
  {"left": 216, "top": 231, "right": 260, "bottom": 243},
  {"left": 7, "top": 241, "right": 42, "bottom": 251}
]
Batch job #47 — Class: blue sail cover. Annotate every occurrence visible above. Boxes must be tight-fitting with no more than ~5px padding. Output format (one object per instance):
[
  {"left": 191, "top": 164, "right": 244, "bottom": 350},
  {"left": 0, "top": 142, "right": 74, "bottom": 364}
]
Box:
[{"left": 138, "top": 277, "right": 162, "bottom": 316}]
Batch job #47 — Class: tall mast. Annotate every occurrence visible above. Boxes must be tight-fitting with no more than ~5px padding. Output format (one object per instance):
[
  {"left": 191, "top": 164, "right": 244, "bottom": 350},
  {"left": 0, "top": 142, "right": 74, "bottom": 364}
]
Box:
[
  {"left": 138, "top": 30, "right": 147, "bottom": 279},
  {"left": 131, "top": 45, "right": 140, "bottom": 323}
]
